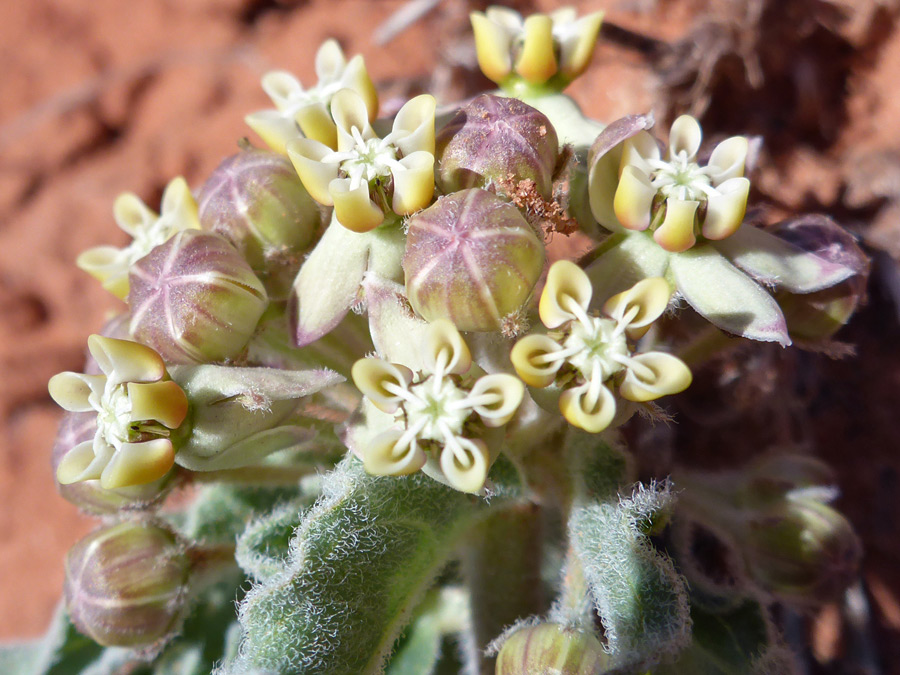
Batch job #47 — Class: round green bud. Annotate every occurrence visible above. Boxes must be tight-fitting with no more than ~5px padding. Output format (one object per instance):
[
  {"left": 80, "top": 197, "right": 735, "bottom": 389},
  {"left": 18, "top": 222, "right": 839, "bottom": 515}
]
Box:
[
  {"left": 404, "top": 189, "right": 546, "bottom": 332},
  {"left": 64, "top": 520, "right": 191, "bottom": 648},
  {"left": 128, "top": 230, "right": 268, "bottom": 364},
  {"left": 743, "top": 498, "right": 861, "bottom": 605},
  {"left": 495, "top": 623, "right": 609, "bottom": 675},
  {"left": 197, "top": 148, "right": 322, "bottom": 282},
  {"left": 436, "top": 95, "right": 559, "bottom": 199},
  {"left": 52, "top": 412, "right": 173, "bottom": 515}
]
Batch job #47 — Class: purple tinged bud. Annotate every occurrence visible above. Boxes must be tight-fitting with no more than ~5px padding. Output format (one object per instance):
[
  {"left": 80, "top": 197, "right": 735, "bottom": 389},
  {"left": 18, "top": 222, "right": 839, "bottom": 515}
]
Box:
[
  {"left": 128, "top": 230, "right": 268, "bottom": 364},
  {"left": 64, "top": 520, "right": 191, "bottom": 648},
  {"left": 495, "top": 623, "right": 609, "bottom": 675},
  {"left": 436, "top": 95, "right": 559, "bottom": 199},
  {"left": 197, "top": 148, "right": 322, "bottom": 277},
  {"left": 404, "top": 189, "right": 546, "bottom": 332}
]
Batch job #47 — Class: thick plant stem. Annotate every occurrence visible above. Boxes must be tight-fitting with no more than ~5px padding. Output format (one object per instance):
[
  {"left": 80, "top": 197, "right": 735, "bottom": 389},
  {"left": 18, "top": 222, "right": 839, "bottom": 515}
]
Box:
[
  {"left": 181, "top": 465, "right": 316, "bottom": 486},
  {"left": 548, "top": 545, "right": 594, "bottom": 629},
  {"left": 462, "top": 503, "right": 547, "bottom": 674}
]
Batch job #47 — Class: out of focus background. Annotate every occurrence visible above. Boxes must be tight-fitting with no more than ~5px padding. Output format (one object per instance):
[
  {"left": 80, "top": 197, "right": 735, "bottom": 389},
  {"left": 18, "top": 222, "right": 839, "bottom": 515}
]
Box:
[{"left": 3, "top": 0, "right": 900, "bottom": 669}]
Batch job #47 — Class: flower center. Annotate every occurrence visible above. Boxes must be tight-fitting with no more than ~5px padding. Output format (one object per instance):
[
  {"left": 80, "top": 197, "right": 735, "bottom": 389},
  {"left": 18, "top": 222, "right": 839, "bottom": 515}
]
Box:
[
  {"left": 327, "top": 126, "right": 403, "bottom": 191},
  {"left": 96, "top": 382, "right": 134, "bottom": 448},
  {"left": 648, "top": 152, "right": 714, "bottom": 202},
  {"left": 406, "top": 377, "right": 470, "bottom": 442},
  {"left": 564, "top": 316, "right": 630, "bottom": 384}
]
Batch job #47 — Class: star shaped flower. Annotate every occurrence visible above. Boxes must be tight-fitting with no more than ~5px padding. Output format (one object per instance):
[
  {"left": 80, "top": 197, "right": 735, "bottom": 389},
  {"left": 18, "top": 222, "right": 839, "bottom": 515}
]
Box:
[
  {"left": 351, "top": 319, "right": 524, "bottom": 493},
  {"left": 511, "top": 261, "right": 691, "bottom": 433},
  {"left": 48, "top": 336, "right": 188, "bottom": 489}
]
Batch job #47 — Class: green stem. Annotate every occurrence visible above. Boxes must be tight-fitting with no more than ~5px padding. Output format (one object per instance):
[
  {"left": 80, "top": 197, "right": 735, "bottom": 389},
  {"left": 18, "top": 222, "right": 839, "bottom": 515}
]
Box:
[
  {"left": 548, "top": 544, "right": 594, "bottom": 629},
  {"left": 180, "top": 464, "right": 316, "bottom": 486}
]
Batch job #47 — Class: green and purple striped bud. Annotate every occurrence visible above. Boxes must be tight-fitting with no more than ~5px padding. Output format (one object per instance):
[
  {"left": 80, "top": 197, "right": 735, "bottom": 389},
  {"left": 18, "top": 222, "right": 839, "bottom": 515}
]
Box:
[
  {"left": 404, "top": 189, "right": 545, "bottom": 332},
  {"left": 495, "top": 623, "right": 609, "bottom": 675},
  {"left": 197, "top": 148, "right": 322, "bottom": 281},
  {"left": 436, "top": 95, "right": 559, "bottom": 199},
  {"left": 64, "top": 520, "right": 191, "bottom": 648},
  {"left": 128, "top": 230, "right": 268, "bottom": 364}
]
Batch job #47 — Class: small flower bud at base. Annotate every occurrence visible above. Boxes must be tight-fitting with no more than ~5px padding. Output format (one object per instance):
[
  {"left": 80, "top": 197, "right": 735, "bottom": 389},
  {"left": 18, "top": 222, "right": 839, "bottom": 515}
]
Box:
[{"left": 495, "top": 623, "right": 609, "bottom": 675}]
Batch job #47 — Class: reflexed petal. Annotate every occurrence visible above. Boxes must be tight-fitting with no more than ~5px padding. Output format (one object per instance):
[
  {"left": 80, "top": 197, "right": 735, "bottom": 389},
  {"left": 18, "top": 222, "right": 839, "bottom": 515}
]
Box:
[
  {"left": 332, "top": 89, "right": 376, "bottom": 152},
  {"left": 603, "top": 277, "right": 672, "bottom": 334},
  {"left": 351, "top": 358, "right": 414, "bottom": 413},
  {"left": 557, "top": 11, "right": 604, "bottom": 78},
  {"left": 159, "top": 177, "right": 201, "bottom": 230},
  {"left": 112, "top": 193, "right": 156, "bottom": 236},
  {"left": 613, "top": 165, "right": 656, "bottom": 231},
  {"left": 668, "top": 115, "right": 702, "bottom": 159},
  {"left": 559, "top": 383, "right": 616, "bottom": 433},
  {"left": 619, "top": 130, "right": 660, "bottom": 176},
  {"left": 341, "top": 55, "right": 379, "bottom": 122},
  {"left": 329, "top": 178, "right": 384, "bottom": 232},
  {"left": 540, "top": 260, "right": 593, "bottom": 328},
  {"left": 314, "top": 39, "right": 346, "bottom": 82},
  {"left": 468, "top": 374, "right": 524, "bottom": 427},
  {"left": 440, "top": 437, "right": 490, "bottom": 494},
  {"left": 485, "top": 6, "right": 524, "bottom": 32},
  {"left": 391, "top": 94, "right": 436, "bottom": 156},
  {"left": 511, "top": 334, "right": 564, "bottom": 388},
  {"left": 424, "top": 318, "right": 471, "bottom": 375},
  {"left": 48, "top": 372, "right": 105, "bottom": 412},
  {"left": 707, "top": 136, "right": 749, "bottom": 183},
  {"left": 669, "top": 244, "right": 790, "bottom": 345},
  {"left": 126, "top": 381, "right": 188, "bottom": 429},
  {"left": 619, "top": 351, "right": 692, "bottom": 402},
  {"left": 245, "top": 110, "right": 303, "bottom": 155},
  {"left": 654, "top": 198, "right": 699, "bottom": 252},
  {"left": 515, "top": 14, "right": 557, "bottom": 84},
  {"left": 470, "top": 11, "right": 514, "bottom": 83},
  {"left": 100, "top": 439, "right": 175, "bottom": 489},
  {"left": 76, "top": 246, "right": 130, "bottom": 299},
  {"left": 57, "top": 439, "right": 105, "bottom": 484},
  {"left": 261, "top": 70, "right": 304, "bottom": 111},
  {"left": 391, "top": 151, "right": 434, "bottom": 215},
  {"left": 364, "top": 429, "right": 426, "bottom": 477},
  {"left": 87, "top": 335, "right": 166, "bottom": 385},
  {"left": 294, "top": 102, "right": 338, "bottom": 149},
  {"left": 701, "top": 177, "right": 749, "bottom": 241},
  {"left": 287, "top": 137, "right": 341, "bottom": 206}
]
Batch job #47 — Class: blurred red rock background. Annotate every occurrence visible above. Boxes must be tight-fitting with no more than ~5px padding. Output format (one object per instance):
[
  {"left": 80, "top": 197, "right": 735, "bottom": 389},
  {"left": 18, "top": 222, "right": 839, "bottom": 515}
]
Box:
[{"left": 3, "top": 0, "right": 900, "bottom": 670}]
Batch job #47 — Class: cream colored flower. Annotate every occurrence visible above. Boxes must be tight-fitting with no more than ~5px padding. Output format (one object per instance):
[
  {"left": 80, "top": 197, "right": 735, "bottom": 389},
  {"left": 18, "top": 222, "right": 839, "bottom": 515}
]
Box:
[
  {"left": 76, "top": 177, "right": 200, "bottom": 299},
  {"left": 611, "top": 115, "right": 750, "bottom": 252},
  {"left": 48, "top": 336, "right": 188, "bottom": 489},
  {"left": 288, "top": 89, "right": 435, "bottom": 232},
  {"left": 352, "top": 319, "right": 524, "bottom": 493},
  {"left": 470, "top": 6, "right": 603, "bottom": 88},
  {"left": 245, "top": 39, "right": 378, "bottom": 154},
  {"left": 511, "top": 261, "right": 691, "bottom": 433}
]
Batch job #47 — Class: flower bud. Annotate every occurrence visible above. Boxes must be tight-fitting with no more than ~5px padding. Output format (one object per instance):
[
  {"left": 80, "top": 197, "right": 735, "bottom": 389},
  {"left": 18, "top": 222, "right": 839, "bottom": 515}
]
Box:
[
  {"left": 404, "top": 189, "right": 545, "bottom": 332},
  {"left": 495, "top": 623, "right": 609, "bottom": 675},
  {"left": 128, "top": 230, "right": 268, "bottom": 364},
  {"left": 197, "top": 148, "right": 322, "bottom": 278},
  {"left": 436, "top": 95, "right": 559, "bottom": 199},
  {"left": 742, "top": 498, "right": 861, "bottom": 605},
  {"left": 52, "top": 412, "right": 173, "bottom": 514},
  {"left": 64, "top": 520, "right": 191, "bottom": 648}
]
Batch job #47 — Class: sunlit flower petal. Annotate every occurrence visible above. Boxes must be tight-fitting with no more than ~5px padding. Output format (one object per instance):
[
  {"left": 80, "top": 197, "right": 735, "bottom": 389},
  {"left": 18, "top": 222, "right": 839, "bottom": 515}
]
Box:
[
  {"left": 329, "top": 177, "right": 384, "bottom": 232},
  {"left": 100, "top": 439, "right": 175, "bottom": 490},
  {"left": 540, "top": 260, "right": 593, "bottom": 328},
  {"left": 391, "top": 94, "right": 436, "bottom": 156},
  {"left": 470, "top": 11, "right": 515, "bottom": 83},
  {"left": 48, "top": 372, "right": 105, "bottom": 412},
  {"left": 603, "top": 277, "right": 672, "bottom": 335},
  {"left": 619, "top": 351, "right": 692, "bottom": 402},
  {"left": 668, "top": 114, "right": 702, "bottom": 159},
  {"left": 127, "top": 381, "right": 188, "bottom": 429},
  {"left": 87, "top": 335, "right": 166, "bottom": 386},
  {"left": 653, "top": 198, "right": 699, "bottom": 252},
  {"left": 440, "top": 437, "right": 490, "bottom": 494},
  {"left": 701, "top": 177, "right": 750, "bottom": 241},
  {"left": 559, "top": 383, "right": 616, "bottom": 433},
  {"left": 365, "top": 429, "right": 427, "bottom": 476},
  {"left": 424, "top": 319, "right": 471, "bottom": 375},
  {"left": 244, "top": 110, "right": 301, "bottom": 156},
  {"left": 511, "top": 334, "right": 564, "bottom": 388},
  {"left": 468, "top": 374, "right": 524, "bottom": 427},
  {"left": 352, "top": 358, "right": 414, "bottom": 414},
  {"left": 707, "top": 136, "right": 749, "bottom": 184},
  {"left": 287, "top": 137, "right": 341, "bottom": 206},
  {"left": 515, "top": 14, "right": 557, "bottom": 83},
  {"left": 614, "top": 165, "right": 656, "bottom": 231}
]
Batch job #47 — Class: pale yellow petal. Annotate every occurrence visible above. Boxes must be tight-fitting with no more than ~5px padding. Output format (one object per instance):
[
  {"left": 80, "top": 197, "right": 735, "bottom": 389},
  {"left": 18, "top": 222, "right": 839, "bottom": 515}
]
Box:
[
  {"left": 668, "top": 115, "right": 702, "bottom": 159},
  {"left": 707, "top": 136, "right": 748, "bottom": 183},
  {"left": 540, "top": 260, "right": 592, "bottom": 328},
  {"left": 701, "top": 177, "right": 750, "bottom": 241},
  {"left": 159, "top": 176, "right": 200, "bottom": 230},
  {"left": 470, "top": 12, "right": 514, "bottom": 84},
  {"left": 113, "top": 192, "right": 156, "bottom": 236},
  {"left": 391, "top": 94, "right": 436, "bottom": 156},
  {"left": 485, "top": 6, "right": 524, "bottom": 32},
  {"left": 558, "top": 11, "right": 604, "bottom": 78},
  {"left": 314, "top": 39, "right": 347, "bottom": 82},
  {"left": 559, "top": 383, "right": 616, "bottom": 433},
  {"left": 619, "top": 351, "right": 692, "bottom": 402},
  {"left": 341, "top": 55, "right": 379, "bottom": 121},
  {"left": 653, "top": 198, "right": 699, "bottom": 253},
  {"left": 440, "top": 437, "right": 490, "bottom": 494},
  {"left": 329, "top": 178, "right": 384, "bottom": 232},
  {"left": 603, "top": 277, "right": 672, "bottom": 334},
  {"left": 127, "top": 381, "right": 188, "bottom": 429},
  {"left": 364, "top": 429, "right": 426, "bottom": 476},
  {"left": 619, "top": 130, "right": 660, "bottom": 176},
  {"left": 48, "top": 372, "right": 105, "bottom": 412},
  {"left": 425, "top": 318, "right": 471, "bottom": 375},
  {"left": 87, "top": 335, "right": 166, "bottom": 385},
  {"left": 100, "top": 439, "right": 175, "bottom": 489},
  {"left": 391, "top": 151, "right": 434, "bottom": 215},
  {"left": 76, "top": 246, "right": 130, "bottom": 299},
  {"left": 245, "top": 110, "right": 302, "bottom": 155},
  {"left": 57, "top": 440, "right": 104, "bottom": 484},
  {"left": 613, "top": 165, "right": 656, "bottom": 231},
  {"left": 351, "top": 358, "right": 414, "bottom": 413},
  {"left": 468, "top": 374, "right": 524, "bottom": 427},
  {"left": 515, "top": 14, "right": 557, "bottom": 84},
  {"left": 287, "top": 137, "right": 341, "bottom": 205},
  {"left": 294, "top": 102, "right": 338, "bottom": 149},
  {"left": 510, "top": 334, "right": 563, "bottom": 388},
  {"left": 261, "top": 70, "right": 304, "bottom": 112},
  {"left": 332, "top": 89, "right": 376, "bottom": 152}
]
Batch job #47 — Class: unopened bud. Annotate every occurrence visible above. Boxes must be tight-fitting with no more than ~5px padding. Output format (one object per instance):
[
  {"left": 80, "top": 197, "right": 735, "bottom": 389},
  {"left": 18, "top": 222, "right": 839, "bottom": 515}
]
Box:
[
  {"left": 64, "top": 520, "right": 191, "bottom": 648},
  {"left": 495, "top": 623, "right": 609, "bottom": 675},
  {"left": 436, "top": 95, "right": 559, "bottom": 199},
  {"left": 404, "top": 189, "right": 545, "bottom": 332},
  {"left": 128, "top": 230, "right": 268, "bottom": 364}
]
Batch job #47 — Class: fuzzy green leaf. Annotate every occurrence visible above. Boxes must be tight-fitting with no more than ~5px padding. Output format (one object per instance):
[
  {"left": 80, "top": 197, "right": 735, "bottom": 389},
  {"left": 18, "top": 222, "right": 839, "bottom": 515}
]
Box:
[
  {"left": 231, "top": 456, "right": 522, "bottom": 675},
  {"left": 236, "top": 494, "right": 316, "bottom": 582}
]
